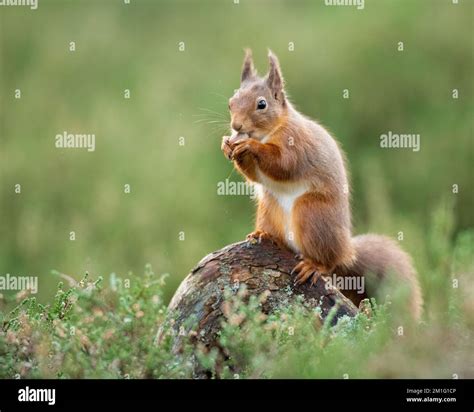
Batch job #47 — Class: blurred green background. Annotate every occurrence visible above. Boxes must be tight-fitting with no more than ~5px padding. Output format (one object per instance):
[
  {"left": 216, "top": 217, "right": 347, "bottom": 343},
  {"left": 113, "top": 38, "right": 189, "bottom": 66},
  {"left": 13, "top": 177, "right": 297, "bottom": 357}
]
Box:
[{"left": 1, "top": 0, "right": 472, "bottom": 305}]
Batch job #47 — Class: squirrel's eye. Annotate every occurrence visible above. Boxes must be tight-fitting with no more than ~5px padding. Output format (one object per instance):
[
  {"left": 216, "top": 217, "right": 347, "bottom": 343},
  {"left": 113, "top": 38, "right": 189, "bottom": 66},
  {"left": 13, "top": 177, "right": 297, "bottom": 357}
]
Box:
[{"left": 257, "top": 99, "right": 267, "bottom": 110}]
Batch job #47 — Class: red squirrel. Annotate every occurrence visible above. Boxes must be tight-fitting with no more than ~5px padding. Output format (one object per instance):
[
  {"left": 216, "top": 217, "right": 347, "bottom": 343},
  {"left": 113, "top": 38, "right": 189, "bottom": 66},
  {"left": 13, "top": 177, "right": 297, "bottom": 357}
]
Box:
[{"left": 221, "top": 50, "right": 422, "bottom": 319}]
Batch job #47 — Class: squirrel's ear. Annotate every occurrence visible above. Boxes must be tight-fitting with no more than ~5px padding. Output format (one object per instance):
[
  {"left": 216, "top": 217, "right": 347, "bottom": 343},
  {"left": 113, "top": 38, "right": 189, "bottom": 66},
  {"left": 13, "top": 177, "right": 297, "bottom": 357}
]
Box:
[
  {"left": 266, "top": 50, "right": 285, "bottom": 101},
  {"left": 241, "top": 48, "right": 256, "bottom": 83}
]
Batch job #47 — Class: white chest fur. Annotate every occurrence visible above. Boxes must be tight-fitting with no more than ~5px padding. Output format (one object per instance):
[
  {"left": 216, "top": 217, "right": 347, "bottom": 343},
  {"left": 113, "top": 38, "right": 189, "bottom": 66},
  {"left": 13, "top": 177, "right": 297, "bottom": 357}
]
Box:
[{"left": 254, "top": 169, "right": 309, "bottom": 252}]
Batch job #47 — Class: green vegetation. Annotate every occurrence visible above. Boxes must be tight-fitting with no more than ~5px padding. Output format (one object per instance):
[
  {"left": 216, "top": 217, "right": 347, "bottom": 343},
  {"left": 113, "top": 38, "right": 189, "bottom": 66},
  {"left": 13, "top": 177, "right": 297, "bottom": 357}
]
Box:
[
  {"left": 1, "top": 202, "right": 473, "bottom": 378},
  {"left": 0, "top": 0, "right": 472, "bottom": 378}
]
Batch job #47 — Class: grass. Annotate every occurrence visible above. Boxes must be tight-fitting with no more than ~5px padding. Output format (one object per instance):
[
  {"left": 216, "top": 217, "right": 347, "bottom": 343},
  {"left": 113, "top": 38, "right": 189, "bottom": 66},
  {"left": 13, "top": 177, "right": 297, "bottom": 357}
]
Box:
[
  {"left": 1, "top": 203, "right": 472, "bottom": 379},
  {"left": 1, "top": 0, "right": 472, "bottom": 304},
  {"left": 0, "top": 0, "right": 472, "bottom": 379}
]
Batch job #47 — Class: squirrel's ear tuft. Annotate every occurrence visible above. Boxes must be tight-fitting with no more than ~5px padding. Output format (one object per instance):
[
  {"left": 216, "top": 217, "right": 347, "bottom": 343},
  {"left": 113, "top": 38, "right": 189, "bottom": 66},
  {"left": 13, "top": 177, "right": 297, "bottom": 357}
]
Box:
[
  {"left": 266, "top": 50, "right": 285, "bottom": 100},
  {"left": 241, "top": 48, "right": 256, "bottom": 83}
]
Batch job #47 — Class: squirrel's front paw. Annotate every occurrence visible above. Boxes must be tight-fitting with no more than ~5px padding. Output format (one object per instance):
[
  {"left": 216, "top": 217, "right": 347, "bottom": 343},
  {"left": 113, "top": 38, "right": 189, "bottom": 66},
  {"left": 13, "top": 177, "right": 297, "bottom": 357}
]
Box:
[
  {"left": 221, "top": 136, "right": 233, "bottom": 160},
  {"left": 246, "top": 230, "right": 277, "bottom": 245},
  {"left": 231, "top": 138, "right": 254, "bottom": 161}
]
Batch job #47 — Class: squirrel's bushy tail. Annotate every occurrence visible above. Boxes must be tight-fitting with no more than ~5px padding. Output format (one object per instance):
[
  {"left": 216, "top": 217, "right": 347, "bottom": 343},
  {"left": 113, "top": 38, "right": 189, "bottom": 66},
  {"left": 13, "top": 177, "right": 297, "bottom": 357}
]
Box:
[{"left": 337, "top": 234, "right": 423, "bottom": 320}]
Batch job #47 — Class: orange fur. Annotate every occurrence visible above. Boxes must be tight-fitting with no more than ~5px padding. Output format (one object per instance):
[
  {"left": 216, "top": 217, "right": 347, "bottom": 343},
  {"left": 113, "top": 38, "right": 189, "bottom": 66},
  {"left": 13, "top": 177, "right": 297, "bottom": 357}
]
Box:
[{"left": 221, "top": 50, "right": 423, "bottom": 319}]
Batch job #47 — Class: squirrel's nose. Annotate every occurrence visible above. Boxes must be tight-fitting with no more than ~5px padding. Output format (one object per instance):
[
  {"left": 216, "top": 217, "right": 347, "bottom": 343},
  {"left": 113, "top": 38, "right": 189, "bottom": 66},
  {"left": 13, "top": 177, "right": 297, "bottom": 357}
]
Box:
[{"left": 232, "top": 122, "right": 243, "bottom": 132}]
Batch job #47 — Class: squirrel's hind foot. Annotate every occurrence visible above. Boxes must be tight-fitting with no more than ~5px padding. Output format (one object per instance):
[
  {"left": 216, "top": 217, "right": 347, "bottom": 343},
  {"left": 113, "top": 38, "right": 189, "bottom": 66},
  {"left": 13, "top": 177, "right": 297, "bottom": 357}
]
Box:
[{"left": 292, "top": 259, "right": 329, "bottom": 287}]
